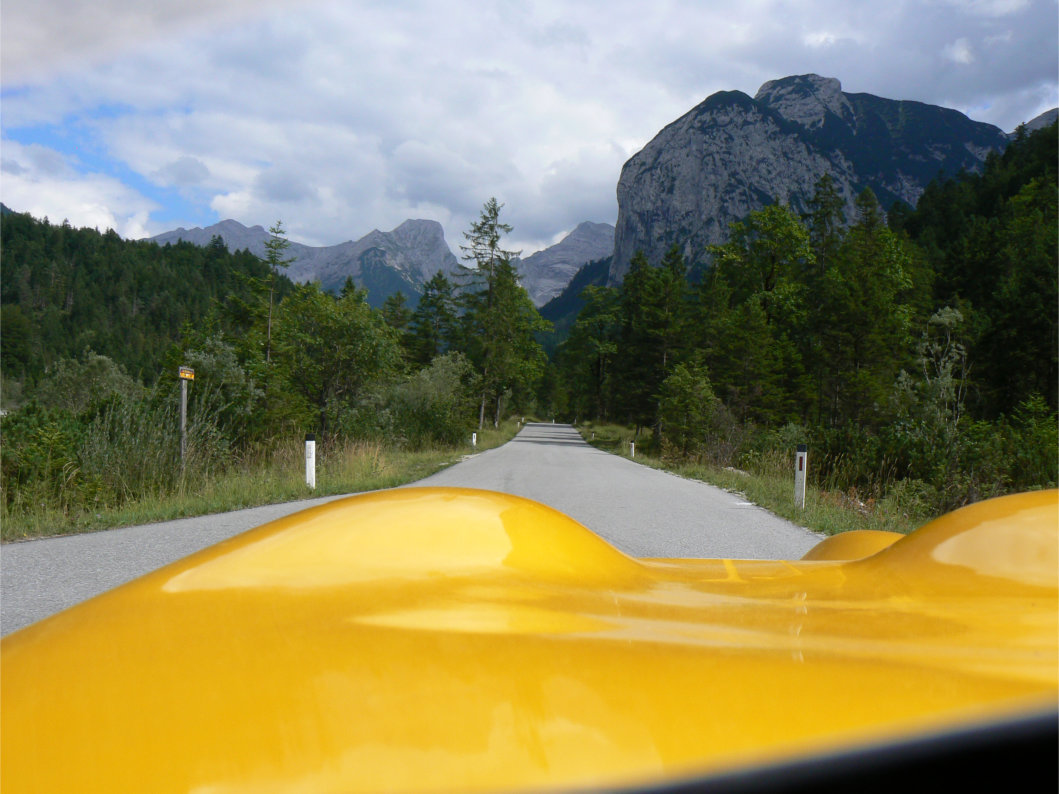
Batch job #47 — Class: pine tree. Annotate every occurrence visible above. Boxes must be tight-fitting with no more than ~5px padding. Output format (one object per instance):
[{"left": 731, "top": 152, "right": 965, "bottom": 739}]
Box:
[
  {"left": 408, "top": 272, "right": 457, "bottom": 366},
  {"left": 381, "top": 292, "right": 412, "bottom": 336},
  {"left": 816, "top": 189, "right": 920, "bottom": 425},
  {"left": 263, "top": 221, "right": 293, "bottom": 364},
  {"left": 273, "top": 284, "right": 400, "bottom": 437},
  {"left": 705, "top": 205, "right": 813, "bottom": 423},
  {"left": 557, "top": 285, "right": 620, "bottom": 420},
  {"left": 456, "top": 199, "right": 547, "bottom": 428}
]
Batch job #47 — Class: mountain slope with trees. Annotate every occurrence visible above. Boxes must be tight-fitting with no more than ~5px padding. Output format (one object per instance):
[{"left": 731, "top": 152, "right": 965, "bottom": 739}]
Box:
[
  {"left": 0, "top": 212, "right": 294, "bottom": 396},
  {"left": 1, "top": 200, "right": 548, "bottom": 535},
  {"left": 556, "top": 121, "right": 1057, "bottom": 514},
  {"left": 611, "top": 74, "right": 1012, "bottom": 283},
  {"left": 150, "top": 218, "right": 461, "bottom": 308}
]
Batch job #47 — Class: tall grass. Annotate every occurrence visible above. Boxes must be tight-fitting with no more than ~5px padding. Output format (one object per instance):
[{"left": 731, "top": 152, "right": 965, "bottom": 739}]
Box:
[
  {"left": 1, "top": 414, "right": 520, "bottom": 541},
  {"left": 577, "top": 421, "right": 924, "bottom": 536}
]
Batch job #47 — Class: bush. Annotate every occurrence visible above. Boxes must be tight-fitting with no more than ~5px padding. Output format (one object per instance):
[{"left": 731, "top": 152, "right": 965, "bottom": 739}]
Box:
[
  {"left": 1, "top": 403, "right": 86, "bottom": 512},
  {"left": 658, "top": 362, "right": 744, "bottom": 463},
  {"left": 1006, "top": 393, "right": 1058, "bottom": 490},
  {"left": 78, "top": 386, "right": 230, "bottom": 503},
  {"left": 386, "top": 353, "right": 477, "bottom": 448},
  {"left": 1, "top": 384, "right": 232, "bottom": 520},
  {"left": 33, "top": 351, "right": 141, "bottom": 414},
  {"left": 335, "top": 353, "right": 478, "bottom": 449},
  {"left": 658, "top": 362, "right": 718, "bottom": 457}
]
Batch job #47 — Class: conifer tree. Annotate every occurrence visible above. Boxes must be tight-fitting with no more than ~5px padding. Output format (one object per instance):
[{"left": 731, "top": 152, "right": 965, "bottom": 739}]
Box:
[
  {"left": 456, "top": 199, "right": 547, "bottom": 427},
  {"left": 557, "top": 285, "right": 620, "bottom": 420},
  {"left": 408, "top": 272, "right": 457, "bottom": 366},
  {"left": 611, "top": 246, "right": 689, "bottom": 436},
  {"left": 263, "top": 221, "right": 293, "bottom": 364}
]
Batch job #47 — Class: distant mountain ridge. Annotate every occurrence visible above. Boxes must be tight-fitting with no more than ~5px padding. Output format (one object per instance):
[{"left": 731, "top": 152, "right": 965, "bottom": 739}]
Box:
[
  {"left": 150, "top": 218, "right": 614, "bottom": 308},
  {"left": 610, "top": 74, "right": 1014, "bottom": 283},
  {"left": 516, "top": 221, "right": 614, "bottom": 306},
  {"left": 149, "top": 219, "right": 460, "bottom": 306},
  {"left": 1022, "top": 108, "right": 1058, "bottom": 133}
]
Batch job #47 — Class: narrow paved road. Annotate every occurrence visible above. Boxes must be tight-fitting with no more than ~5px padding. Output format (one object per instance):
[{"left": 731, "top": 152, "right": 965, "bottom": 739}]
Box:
[
  {"left": 410, "top": 423, "right": 819, "bottom": 559},
  {"left": 2, "top": 423, "right": 820, "bottom": 635}
]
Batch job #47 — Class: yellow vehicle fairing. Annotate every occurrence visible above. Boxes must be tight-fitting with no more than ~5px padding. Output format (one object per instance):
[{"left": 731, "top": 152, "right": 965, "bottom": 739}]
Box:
[{"left": 2, "top": 487, "right": 1056, "bottom": 792}]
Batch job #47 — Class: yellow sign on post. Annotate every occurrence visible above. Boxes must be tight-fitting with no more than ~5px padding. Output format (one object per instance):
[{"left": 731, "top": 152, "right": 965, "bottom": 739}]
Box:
[{"left": 179, "top": 366, "right": 194, "bottom": 463}]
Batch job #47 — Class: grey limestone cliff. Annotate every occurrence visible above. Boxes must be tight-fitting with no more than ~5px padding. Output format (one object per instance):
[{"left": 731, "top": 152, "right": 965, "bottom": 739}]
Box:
[
  {"left": 1020, "top": 107, "right": 1058, "bottom": 134},
  {"left": 610, "top": 74, "right": 1011, "bottom": 283},
  {"left": 517, "top": 221, "right": 615, "bottom": 306}
]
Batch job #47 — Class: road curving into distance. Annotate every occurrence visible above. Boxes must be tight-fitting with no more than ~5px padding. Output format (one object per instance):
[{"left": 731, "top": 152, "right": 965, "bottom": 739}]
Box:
[{"left": 1, "top": 422, "right": 820, "bottom": 635}]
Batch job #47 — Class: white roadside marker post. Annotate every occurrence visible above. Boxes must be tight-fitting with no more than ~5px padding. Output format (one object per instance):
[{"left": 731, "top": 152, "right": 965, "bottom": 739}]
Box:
[
  {"left": 472, "top": 432, "right": 477, "bottom": 448},
  {"left": 794, "top": 444, "right": 807, "bottom": 508},
  {"left": 305, "top": 433, "right": 316, "bottom": 490},
  {"left": 630, "top": 441, "right": 635, "bottom": 458}
]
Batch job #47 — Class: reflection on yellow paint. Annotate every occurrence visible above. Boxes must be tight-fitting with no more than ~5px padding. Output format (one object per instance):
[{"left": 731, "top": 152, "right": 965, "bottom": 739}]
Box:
[{"left": 2, "top": 488, "right": 1056, "bottom": 793}]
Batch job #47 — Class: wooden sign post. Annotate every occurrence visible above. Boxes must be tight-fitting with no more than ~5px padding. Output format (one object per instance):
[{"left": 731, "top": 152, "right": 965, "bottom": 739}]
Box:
[{"left": 178, "top": 367, "right": 195, "bottom": 465}]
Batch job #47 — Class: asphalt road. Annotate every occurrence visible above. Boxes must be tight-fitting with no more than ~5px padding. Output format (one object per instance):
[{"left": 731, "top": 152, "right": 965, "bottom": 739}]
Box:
[
  {"left": 1, "top": 423, "right": 820, "bottom": 636},
  {"left": 412, "top": 423, "right": 819, "bottom": 558}
]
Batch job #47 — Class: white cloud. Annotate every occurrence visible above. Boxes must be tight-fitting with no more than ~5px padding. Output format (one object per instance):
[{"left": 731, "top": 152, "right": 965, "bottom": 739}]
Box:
[
  {"left": 0, "top": 0, "right": 287, "bottom": 84},
  {"left": 153, "top": 156, "right": 210, "bottom": 187},
  {"left": 804, "top": 31, "right": 839, "bottom": 48},
  {"left": 937, "top": 0, "right": 1031, "bottom": 17},
  {"left": 1, "top": 0, "right": 1055, "bottom": 253},
  {"left": 0, "top": 140, "right": 157, "bottom": 238},
  {"left": 944, "top": 37, "right": 977, "bottom": 64}
]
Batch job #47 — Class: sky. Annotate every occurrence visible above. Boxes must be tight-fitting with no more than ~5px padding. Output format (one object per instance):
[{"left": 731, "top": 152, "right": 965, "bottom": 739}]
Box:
[{"left": 2, "top": 0, "right": 1056, "bottom": 255}]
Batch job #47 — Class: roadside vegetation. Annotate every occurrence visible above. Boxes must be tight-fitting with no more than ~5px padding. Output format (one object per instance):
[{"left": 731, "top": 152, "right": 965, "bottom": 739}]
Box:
[
  {"left": 581, "top": 422, "right": 934, "bottom": 536},
  {"left": 3, "top": 126, "right": 1055, "bottom": 542},
  {"left": 1, "top": 200, "right": 542, "bottom": 540},
  {"left": 555, "top": 124, "right": 1057, "bottom": 524},
  {"left": 1, "top": 420, "right": 518, "bottom": 541}
]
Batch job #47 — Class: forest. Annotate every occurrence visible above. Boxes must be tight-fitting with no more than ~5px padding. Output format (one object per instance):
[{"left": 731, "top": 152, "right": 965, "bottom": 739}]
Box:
[
  {"left": 553, "top": 121, "right": 1056, "bottom": 512},
  {"left": 1, "top": 122, "right": 1055, "bottom": 530}
]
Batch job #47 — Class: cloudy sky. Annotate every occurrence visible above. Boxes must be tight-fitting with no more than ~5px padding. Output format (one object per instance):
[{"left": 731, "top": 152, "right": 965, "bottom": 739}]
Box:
[{"left": 2, "top": 0, "right": 1056, "bottom": 254}]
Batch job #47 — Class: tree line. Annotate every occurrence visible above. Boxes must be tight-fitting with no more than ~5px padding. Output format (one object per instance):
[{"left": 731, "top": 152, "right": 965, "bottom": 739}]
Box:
[
  {"left": 553, "top": 121, "right": 1057, "bottom": 513},
  {"left": 1, "top": 199, "right": 548, "bottom": 522},
  {"left": 1, "top": 122, "right": 1054, "bottom": 525}
]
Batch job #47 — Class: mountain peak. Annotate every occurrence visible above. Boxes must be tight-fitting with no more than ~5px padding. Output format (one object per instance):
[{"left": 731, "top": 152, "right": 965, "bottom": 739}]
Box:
[
  {"left": 215, "top": 219, "right": 257, "bottom": 233},
  {"left": 756, "top": 73, "right": 842, "bottom": 99},
  {"left": 611, "top": 75, "right": 1011, "bottom": 283},
  {"left": 1018, "top": 108, "right": 1058, "bottom": 135},
  {"left": 148, "top": 217, "right": 461, "bottom": 307},
  {"left": 755, "top": 74, "right": 853, "bottom": 129},
  {"left": 518, "top": 221, "right": 614, "bottom": 306}
]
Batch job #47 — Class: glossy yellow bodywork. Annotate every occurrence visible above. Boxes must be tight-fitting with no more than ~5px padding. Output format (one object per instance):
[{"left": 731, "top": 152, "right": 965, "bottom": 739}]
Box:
[
  {"left": 799, "top": 528, "right": 904, "bottom": 560},
  {"left": 2, "top": 488, "right": 1056, "bottom": 793}
]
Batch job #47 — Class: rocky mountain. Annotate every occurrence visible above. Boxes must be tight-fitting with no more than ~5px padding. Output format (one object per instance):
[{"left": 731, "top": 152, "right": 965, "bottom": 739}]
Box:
[
  {"left": 538, "top": 255, "right": 612, "bottom": 354},
  {"left": 610, "top": 74, "right": 1012, "bottom": 283},
  {"left": 516, "top": 221, "right": 614, "bottom": 306},
  {"left": 1021, "top": 108, "right": 1058, "bottom": 134},
  {"left": 149, "top": 219, "right": 460, "bottom": 306},
  {"left": 152, "top": 217, "right": 615, "bottom": 309}
]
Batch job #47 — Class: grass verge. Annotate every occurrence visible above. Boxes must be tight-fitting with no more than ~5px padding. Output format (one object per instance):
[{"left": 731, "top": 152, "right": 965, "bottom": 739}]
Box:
[
  {"left": 577, "top": 421, "right": 926, "bottom": 536},
  {"left": 1, "top": 420, "right": 521, "bottom": 542}
]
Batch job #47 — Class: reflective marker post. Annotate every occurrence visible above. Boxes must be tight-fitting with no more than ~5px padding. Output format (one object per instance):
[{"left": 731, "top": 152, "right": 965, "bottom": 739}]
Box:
[
  {"left": 472, "top": 432, "right": 477, "bottom": 448},
  {"left": 794, "top": 444, "right": 807, "bottom": 508},
  {"left": 305, "top": 433, "right": 316, "bottom": 490}
]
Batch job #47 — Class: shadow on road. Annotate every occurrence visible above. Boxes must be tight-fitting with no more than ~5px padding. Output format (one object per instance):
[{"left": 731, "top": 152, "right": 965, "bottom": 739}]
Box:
[{"left": 512, "top": 437, "right": 586, "bottom": 446}]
